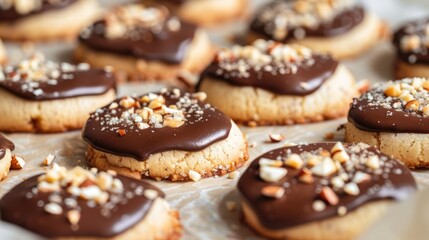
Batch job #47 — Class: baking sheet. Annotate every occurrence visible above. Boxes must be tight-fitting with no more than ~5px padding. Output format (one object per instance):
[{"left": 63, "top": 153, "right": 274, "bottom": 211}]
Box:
[{"left": 1, "top": 0, "right": 429, "bottom": 239}]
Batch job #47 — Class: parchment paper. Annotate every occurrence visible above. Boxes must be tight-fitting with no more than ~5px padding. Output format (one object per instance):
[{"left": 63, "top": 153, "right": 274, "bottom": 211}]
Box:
[{"left": 1, "top": 0, "right": 429, "bottom": 239}]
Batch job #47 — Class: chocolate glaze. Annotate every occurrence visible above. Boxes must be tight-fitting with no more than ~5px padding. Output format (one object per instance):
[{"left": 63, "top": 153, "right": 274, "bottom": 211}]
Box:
[
  {"left": 82, "top": 91, "right": 232, "bottom": 161},
  {"left": 348, "top": 87, "right": 429, "bottom": 133},
  {"left": 0, "top": 0, "right": 77, "bottom": 22},
  {"left": 0, "top": 69, "right": 116, "bottom": 101},
  {"left": 79, "top": 20, "right": 196, "bottom": 64},
  {"left": 0, "top": 174, "right": 164, "bottom": 238},
  {"left": 0, "top": 133, "right": 14, "bottom": 159},
  {"left": 250, "top": 4, "right": 365, "bottom": 41},
  {"left": 393, "top": 18, "right": 429, "bottom": 65},
  {"left": 198, "top": 55, "right": 338, "bottom": 96},
  {"left": 238, "top": 143, "right": 416, "bottom": 230}
]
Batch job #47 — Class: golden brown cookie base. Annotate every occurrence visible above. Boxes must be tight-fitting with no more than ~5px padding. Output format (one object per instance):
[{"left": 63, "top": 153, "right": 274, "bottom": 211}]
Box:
[
  {"left": 86, "top": 121, "right": 249, "bottom": 181},
  {"left": 0, "top": 149, "right": 12, "bottom": 182},
  {"left": 394, "top": 60, "right": 429, "bottom": 79},
  {"left": 241, "top": 200, "right": 391, "bottom": 240},
  {"left": 248, "top": 12, "right": 387, "bottom": 59},
  {"left": 0, "top": 88, "right": 116, "bottom": 133},
  {"left": 0, "top": 0, "right": 100, "bottom": 42},
  {"left": 199, "top": 64, "right": 357, "bottom": 126},
  {"left": 74, "top": 29, "right": 214, "bottom": 87},
  {"left": 345, "top": 122, "right": 429, "bottom": 168}
]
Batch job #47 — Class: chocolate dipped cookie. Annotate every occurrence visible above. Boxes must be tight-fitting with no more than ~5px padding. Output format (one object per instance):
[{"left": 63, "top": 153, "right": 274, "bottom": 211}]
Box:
[
  {"left": 0, "top": 164, "right": 182, "bottom": 239},
  {"left": 151, "top": 0, "right": 248, "bottom": 26},
  {"left": 0, "top": 133, "right": 15, "bottom": 181},
  {"left": 75, "top": 3, "right": 213, "bottom": 85},
  {"left": 346, "top": 77, "right": 429, "bottom": 168},
  {"left": 197, "top": 39, "right": 358, "bottom": 126},
  {"left": 82, "top": 88, "right": 248, "bottom": 181},
  {"left": 0, "top": 0, "right": 100, "bottom": 41},
  {"left": 393, "top": 18, "right": 429, "bottom": 79},
  {"left": 0, "top": 54, "right": 116, "bottom": 133},
  {"left": 238, "top": 142, "right": 416, "bottom": 239},
  {"left": 248, "top": 0, "right": 386, "bottom": 59}
]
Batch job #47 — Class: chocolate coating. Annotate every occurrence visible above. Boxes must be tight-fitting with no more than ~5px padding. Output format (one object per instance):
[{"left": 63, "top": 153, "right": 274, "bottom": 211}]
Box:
[
  {"left": 82, "top": 92, "right": 232, "bottom": 161},
  {"left": 0, "top": 0, "right": 76, "bottom": 22},
  {"left": 238, "top": 143, "right": 416, "bottom": 230},
  {"left": 250, "top": 4, "right": 365, "bottom": 40},
  {"left": 348, "top": 87, "right": 429, "bottom": 133},
  {"left": 79, "top": 20, "right": 196, "bottom": 64},
  {"left": 198, "top": 55, "right": 338, "bottom": 96},
  {"left": 0, "top": 134, "right": 14, "bottom": 159},
  {"left": 0, "top": 174, "right": 164, "bottom": 238},
  {"left": 0, "top": 69, "right": 116, "bottom": 101},
  {"left": 393, "top": 18, "right": 429, "bottom": 65}
]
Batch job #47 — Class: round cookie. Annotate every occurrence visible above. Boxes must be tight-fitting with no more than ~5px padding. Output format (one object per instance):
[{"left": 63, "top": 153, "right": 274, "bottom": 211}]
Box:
[
  {"left": 197, "top": 39, "right": 358, "bottom": 126},
  {"left": 75, "top": 3, "right": 214, "bottom": 86},
  {"left": 0, "top": 164, "right": 182, "bottom": 239},
  {"left": 393, "top": 18, "right": 429, "bottom": 79},
  {"left": 0, "top": 54, "right": 116, "bottom": 133},
  {"left": 83, "top": 88, "right": 249, "bottom": 181},
  {"left": 0, "top": 134, "right": 15, "bottom": 181},
  {"left": 0, "top": 0, "right": 100, "bottom": 41},
  {"left": 346, "top": 77, "right": 429, "bottom": 168},
  {"left": 248, "top": 0, "right": 386, "bottom": 59},
  {"left": 238, "top": 142, "right": 417, "bottom": 239},
  {"left": 152, "top": 0, "right": 248, "bottom": 26}
]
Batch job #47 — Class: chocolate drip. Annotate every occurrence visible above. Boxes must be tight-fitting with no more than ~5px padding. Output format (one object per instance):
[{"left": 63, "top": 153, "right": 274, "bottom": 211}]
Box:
[
  {"left": 0, "top": 134, "right": 14, "bottom": 159},
  {"left": 250, "top": 5, "right": 365, "bottom": 40},
  {"left": 79, "top": 20, "right": 196, "bottom": 64},
  {"left": 0, "top": 69, "right": 116, "bottom": 101},
  {"left": 238, "top": 143, "right": 416, "bottom": 230},
  {"left": 198, "top": 55, "right": 338, "bottom": 96},
  {"left": 82, "top": 92, "right": 232, "bottom": 161},
  {"left": 0, "top": 174, "right": 164, "bottom": 238},
  {"left": 393, "top": 18, "right": 429, "bottom": 65},
  {"left": 348, "top": 88, "right": 429, "bottom": 133},
  {"left": 0, "top": 0, "right": 76, "bottom": 22}
]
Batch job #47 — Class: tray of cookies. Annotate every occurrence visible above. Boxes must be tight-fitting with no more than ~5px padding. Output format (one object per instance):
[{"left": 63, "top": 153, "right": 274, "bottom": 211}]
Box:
[{"left": 1, "top": 0, "right": 429, "bottom": 239}]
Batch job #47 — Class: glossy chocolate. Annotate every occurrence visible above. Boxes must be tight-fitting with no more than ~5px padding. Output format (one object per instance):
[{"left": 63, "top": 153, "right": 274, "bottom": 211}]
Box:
[
  {"left": 0, "top": 174, "right": 164, "bottom": 238},
  {"left": 348, "top": 86, "right": 429, "bottom": 133},
  {"left": 251, "top": 4, "right": 365, "bottom": 40},
  {"left": 393, "top": 18, "right": 429, "bottom": 65},
  {"left": 0, "top": 69, "right": 116, "bottom": 101},
  {"left": 79, "top": 20, "right": 196, "bottom": 64},
  {"left": 238, "top": 143, "right": 416, "bottom": 230},
  {"left": 0, "top": 133, "right": 14, "bottom": 159},
  {"left": 199, "top": 54, "right": 338, "bottom": 96},
  {"left": 82, "top": 91, "right": 232, "bottom": 161},
  {"left": 0, "top": 0, "right": 76, "bottom": 21}
]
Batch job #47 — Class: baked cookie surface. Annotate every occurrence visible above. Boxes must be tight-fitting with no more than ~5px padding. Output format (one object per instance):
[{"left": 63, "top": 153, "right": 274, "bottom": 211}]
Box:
[
  {"left": 198, "top": 39, "right": 357, "bottom": 125},
  {"left": 346, "top": 78, "right": 429, "bottom": 168},
  {"left": 248, "top": 0, "right": 386, "bottom": 59},
  {"left": 0, "top": 134, "right": 15, "bottom": 182},
  {"left": 83, "top": 88, "right": 248, "bottom": 181},
  {"left": 0, "top": 0, "right": 99, "bottom": 41},
  {"left": 76, "top": 3, "right": 213, "bottom": 85},
  {"left": 238, "top": 142, "right": 416, "bottom": 239},
  {"left": 0, "top": 164, "right": 181, "bottom": 239},
  {"left": 0, "top": 54, "right": 116, "bottom": 132}
]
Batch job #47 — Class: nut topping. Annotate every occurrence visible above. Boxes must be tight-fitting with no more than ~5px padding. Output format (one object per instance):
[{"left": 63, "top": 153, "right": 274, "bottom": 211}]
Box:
[
  {"left": 261, "top": 186, "right": 285, "bottom": 199},
  {"left": 320, "top": 186, "right": 339, "bottom": 206},
  {"left": 10, "top": 155, "right": 25, "bottom": 170}
]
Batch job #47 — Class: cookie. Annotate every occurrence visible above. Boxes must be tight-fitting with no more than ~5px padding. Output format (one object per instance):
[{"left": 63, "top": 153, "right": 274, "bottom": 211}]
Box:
[
  {"left": 0, "top": 54, "right": 116, "bottom": 133},
  {"left": 248, "top": 0, "right": 386, "bottom": 59},
  {"left": 75, "top": 3, "right": 214, "bottom": 86},
  {"left": 197, "top": 39, "right": 358, "bottom": 126},
  {"left": 83, "top": 88, "right": 249, "bottom": 181},
  {"left": 152, "top": 0, "right": 248, "bottom": 26},
  {"left": 393, "top": 18, "right": 429, "bottom": 79},
  {"left": 0, "top": 164, "right": 182, "bottom": 239},
  {"left": 0, "top": 0, "right": 100, "bottom": 41},
  {"left": 0, "top": 39, "right": 5, "bottom": 63},
  {"left": 0, "top": 134, "right": 15, "bottom": 182},
  {"left": 238, "top": 142, "right": 417, "bottom": 239},
  {"left": 346, "top": 77, "right": 429, "bottom": 168}
]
